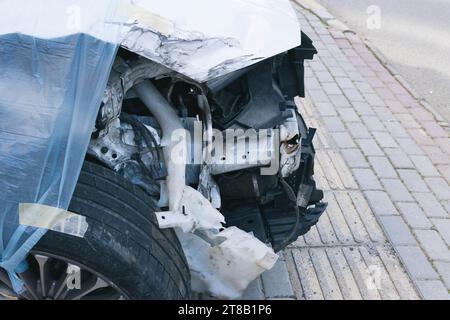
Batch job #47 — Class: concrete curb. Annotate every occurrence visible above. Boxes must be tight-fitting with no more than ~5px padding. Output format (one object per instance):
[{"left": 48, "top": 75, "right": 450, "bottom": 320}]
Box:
[{"left": 293, "top": 0, "right": 449, "bottom": 127}]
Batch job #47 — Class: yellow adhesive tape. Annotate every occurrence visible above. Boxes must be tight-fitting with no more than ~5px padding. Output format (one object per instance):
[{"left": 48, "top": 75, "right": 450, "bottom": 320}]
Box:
[{"left": 19, "top": 204, "right": 88, "bottom": 238}]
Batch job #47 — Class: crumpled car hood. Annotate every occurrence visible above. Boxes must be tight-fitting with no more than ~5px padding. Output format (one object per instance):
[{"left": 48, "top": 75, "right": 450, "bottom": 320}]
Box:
[
  {"left": 120, "top": 0, "right": 301, "bottom": 81},
  {"left": 0, "top": 0, "right": 301, "bottom": 82}
]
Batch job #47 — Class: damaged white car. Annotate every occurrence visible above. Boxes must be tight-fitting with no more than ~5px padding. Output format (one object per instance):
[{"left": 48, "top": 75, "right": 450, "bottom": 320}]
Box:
[{"left": 0, "top": 0, "right": 326, "bottom": 300}]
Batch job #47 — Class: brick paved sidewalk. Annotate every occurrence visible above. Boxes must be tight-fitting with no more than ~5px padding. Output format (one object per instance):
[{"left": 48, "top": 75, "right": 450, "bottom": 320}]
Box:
[{"left": 242, "top": 2, "right": 449, "bottom": 300}]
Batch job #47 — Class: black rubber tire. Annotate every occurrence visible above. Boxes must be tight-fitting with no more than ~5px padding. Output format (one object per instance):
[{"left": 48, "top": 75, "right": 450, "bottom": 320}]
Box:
[{"left": 34, "top": 161, "right": 191, "bottom": 300}]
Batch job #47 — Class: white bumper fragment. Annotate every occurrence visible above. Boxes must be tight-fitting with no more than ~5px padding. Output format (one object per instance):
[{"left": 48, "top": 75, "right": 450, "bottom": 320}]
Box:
[
  {"left": 156, "top": 185, "right": 278, "bottom": 299},
  {"left": 177, "top": 228, "right": 278, "bottom": 299}
]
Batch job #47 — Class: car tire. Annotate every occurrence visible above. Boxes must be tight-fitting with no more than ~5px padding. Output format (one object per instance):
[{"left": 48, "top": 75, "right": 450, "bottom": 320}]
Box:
[{"left": 32, "top": 161, "right": 191, "bottom": 300}]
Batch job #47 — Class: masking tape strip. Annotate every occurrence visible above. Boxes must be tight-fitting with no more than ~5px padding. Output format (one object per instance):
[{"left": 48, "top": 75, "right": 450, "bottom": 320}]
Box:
[{"left": 19, "top": 204, "right": 88, "bottom": 238}]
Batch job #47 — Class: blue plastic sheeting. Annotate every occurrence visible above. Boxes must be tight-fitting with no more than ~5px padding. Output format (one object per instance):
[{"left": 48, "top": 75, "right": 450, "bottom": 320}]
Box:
[{"left": 0, "top": 31, "right": 119, "bottom": 293}]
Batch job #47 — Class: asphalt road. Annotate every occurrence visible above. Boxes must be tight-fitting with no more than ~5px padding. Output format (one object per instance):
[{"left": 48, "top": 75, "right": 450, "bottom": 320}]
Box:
[{"left": 316, "top": 0, "right": 450, "bottom": 122}]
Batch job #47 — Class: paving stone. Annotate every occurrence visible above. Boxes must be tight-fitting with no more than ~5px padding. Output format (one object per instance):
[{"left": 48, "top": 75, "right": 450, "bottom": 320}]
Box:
[
  {"left": 415, "top": 280, "right": 450, "bottom": 300},
  {"left": 364, "top": 93, "right": 385, "bottom": 107},
  {"left": 326, "top": 67, "right": 346, "bottom": 78},
  {"left": 316, "top": 101, "right": 338, "bottom": 116},
  {"left": 350, "top": 57, "right": 367, "bottom": 68},
  {"left": 385, "top": 100, "right": 408, "bottom": 114},
  {"left": 443, "top": 200, "right": 450, "bottom": 214},
  {"left": 329, "top": 94, "right": 351, "bottom": 108},
  {"left": 296, "top": 96, "right": 314, "bottom": 117},
  {"left": 397, "top": 202, "right": 432, "bottom": 229},
  {"left": 282, "top": 7, "right": 449, "bottom": 301},
  {"left": 343, "top": 88, "right": 365, "bottom": 102},
  {"left": 348, "top": 122, "right": 371, "bottom": 139},
  {"left": 396, "top": 246, "right": 439, "bottom": 280},
  {"left": 329, "top": 151, "right": 359, "bottom": 189},
  {"left": 423, "top": 145, "right": 449, "bottom": 165},
  {"left": 396, "top": 138, "right": 425, "bottom": 156},
  {"left": 316, "top": 131, "right": 332, "bottom": 150},
  {"left": 326, "top": 247, "right": 363, "bottom": 299},
  {"left": 317, "top": 151, "right": 345, "bottom": 190},
  {"left": 366, "top": 76, "right": 384, "bottom": 88},
  {"left": 325, "top": 193, "right": 355, "bottom": 244},
  {"left": 387, "top": 82, "right": 408, "bottom": 95},
  {"left": 374, "top": 87, "right": 396, "bottom": 101},
  {"left": 242, "top": 277, "right": 265, "bottom": 300},
  {"left": 359, "top": 246, "right": 400, "bottom": 299},
  {"left": 342, "top": 247, "right": 382, "bottom": 299},
  {"left": 422, "top": 122, "right": 448, "bottom": 139},
  {"left": 309, "top": 89, "right": 330, "bottom": 104},
  {"left": 375, "top": 68, "right": 394, "bottom": 82},
  {"left": 309, "top": 249, "right": 344, "bottom": 299},
  {"left": 333, "top": 132, "right": 357, "bottom": 149},
  {"left": 261, "top": 256, "right": 295, "bottom": 298},
  {"left": 354, "top": 81, "right": 375, "bottom": 94},
  {"left": 434, "top": 262, "right": 450, "bottom": 289},
  {"left": 385, "top": 121, "right": 409, "bottom": 138},
  {"left": 381, "top": 179, "right": 414, "bottom": 202},
  {"left": 303, "top": 225, "right": 323, "bottom": 246},
  {"left": 334, "top": 192, "right": 370, "bottom": 243},
  {"left": 372, "top": 131, "right": 398, "bottom": 148},
  {"left": 368, "top": 157, "right": 397, "bottom": 179},
  {"left": 323, "top": 82, "right": 342, "bottom": 95},
  {"left": 413, "top": 193, "right": 448, "bottom": 218},
  {"left": 396, "top": 114, "right": 421, "bottom": 129},
  {"left": 437, "top": 165, "right": 450, "bottom": 185},
  {"left": 431, "top": 219, "right": 450, "bottom": 246},
  {"left": 338, "top": 108, "right": 360, "bottom": 123},
  {"left": 339, "top": 62, "right": 357, "bottom": 73},
  {"left": 341, "top": 149, "right": 369, "bottom": 168},
  {"left": 347, "top": 71, "right": 365, "bottom": 82},
  {"left": 322, "top": 116, "right": 346, "bottom": 132},
  {"left": 364, "top": 191, "right": 398, "bottom": 216},
  {"left": 352, "top": 169, "right": 382, "bottom": 190},
  {"left": 315, "top": 71, "right": 335, "bottom": 83},
  {"left": 378, "top": 216, "right": 417, "bottom": 246},
  {"left": 356, "top": 139, "right": 384, "bottom": 156},
  {"left": 435, "top": 137, "right": 450, "bottom": 154},
  {"left": 398, "top": 169, "right": 429, "bottom": 193},
  {"left": 321, "top": 56, "right": 339, "bottom": 67},
  {"left": 315, "top": 210, "right": 339, "bottom": 245},
  {"left": 385, "top": 148, "right": 415, "bottom": 169},
  {"left": 335, "top": 77, "right": 355, "bottom": 89},
  {"left": 349, "top": 191, "right": 386, "bottom": 243},
  {"left": 284, "top": 249, "right": 305, "bottom": 299},
  {"left": 408, "top": 129, "right": 435, "bottom": 146},
  {"left": 362, "top": 116, "right": 385, "bottom": 132},
  {"left": 352, "top": 101, "right": 375, "bottom": 116},
  {"left": 305, "top": 76, "right": 322, "bottom": 90},
  {"left": 309, "top": 60, "right": 327, "bottom": 72},
  {"left": 410, "top": 107, "right": 435, "bottom": 122},
  {"left": 424, "top": 177, "right": 450, "bottom": 200},
  {"left": 314, "top": 161, "right": 331, "bottom": 191},
  {"left": 373, "top": 107, "right": 396, "bottom": 123},
  {"left": 291, "top": 250, "right": 324, "bottom": 300},
  {"left": 413, "top": 230, "right": 450, "bottom": 261},
  {"left": 410, "top": 155, "right": 440, "bottom": 177},
  {"left": 395, "top": 94, "right": 418, "bottom": 108},
  {"left": 377, "top": 246, "right": 420, "bottom": 300}
]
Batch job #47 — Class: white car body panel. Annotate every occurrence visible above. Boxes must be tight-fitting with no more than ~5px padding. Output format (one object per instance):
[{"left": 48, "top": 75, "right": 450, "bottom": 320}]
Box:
[{"left": 0, "top": 0, "right": 301, "bottom": 82}]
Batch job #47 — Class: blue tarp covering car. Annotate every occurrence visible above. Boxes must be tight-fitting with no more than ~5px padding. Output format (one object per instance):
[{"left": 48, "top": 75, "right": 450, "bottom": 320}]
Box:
[{"left": 0, "top": 2, "right": 121, "bottom": 292}]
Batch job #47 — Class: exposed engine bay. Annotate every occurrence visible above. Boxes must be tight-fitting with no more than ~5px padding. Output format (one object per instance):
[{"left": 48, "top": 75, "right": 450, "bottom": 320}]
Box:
[{"left": 88, "top": 32, "right": 326, "bottom": 298}]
